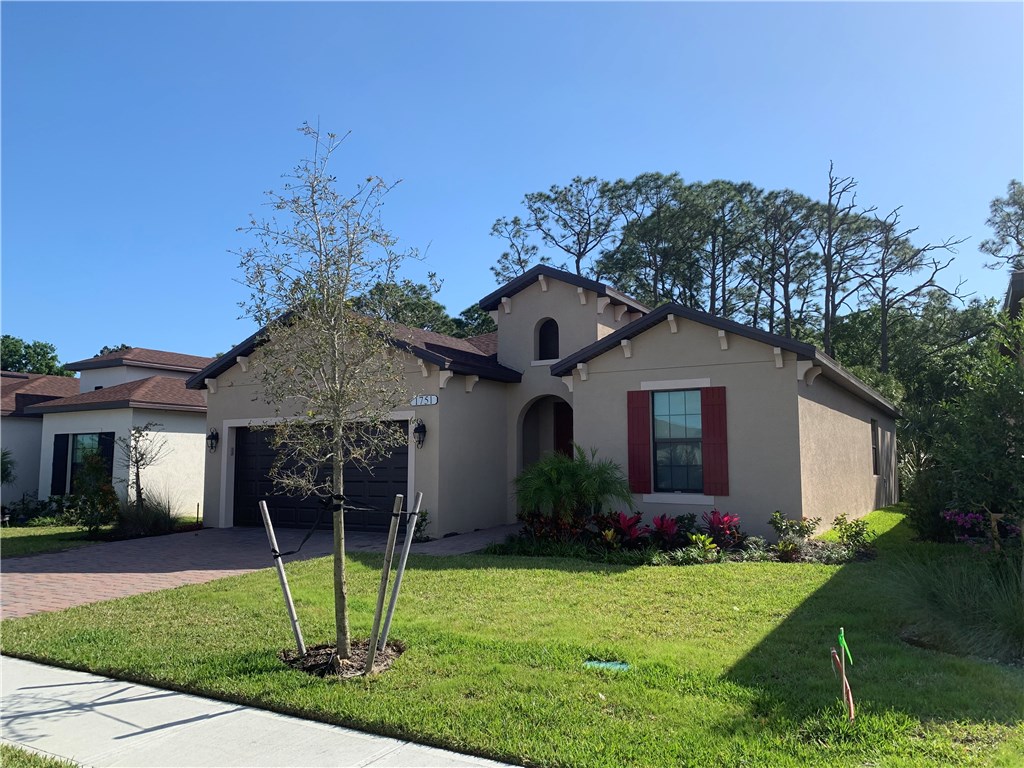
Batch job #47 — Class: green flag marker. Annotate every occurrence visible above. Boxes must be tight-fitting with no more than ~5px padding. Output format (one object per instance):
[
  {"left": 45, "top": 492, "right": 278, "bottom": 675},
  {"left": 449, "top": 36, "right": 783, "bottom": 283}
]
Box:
[{"left": 838, "top": 627, "right": 853, "bottom": 666}]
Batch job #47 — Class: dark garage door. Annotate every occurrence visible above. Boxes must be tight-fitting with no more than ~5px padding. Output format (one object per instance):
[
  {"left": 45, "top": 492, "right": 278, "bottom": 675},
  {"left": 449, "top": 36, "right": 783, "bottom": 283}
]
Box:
[{"left": 232, "top": 424, "right": 409, "bottom": 532}]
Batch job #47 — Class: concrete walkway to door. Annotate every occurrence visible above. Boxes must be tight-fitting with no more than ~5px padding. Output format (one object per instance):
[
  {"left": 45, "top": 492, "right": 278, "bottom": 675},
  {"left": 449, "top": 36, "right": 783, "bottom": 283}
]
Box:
[{"left": 1, "top": 523, "right": 519, "bottom": 620}]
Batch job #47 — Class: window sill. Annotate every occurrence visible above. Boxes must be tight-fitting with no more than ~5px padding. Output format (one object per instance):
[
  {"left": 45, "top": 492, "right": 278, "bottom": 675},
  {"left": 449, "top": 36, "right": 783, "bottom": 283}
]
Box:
[
  {"left": 530, "top": 359, "right": 560, "bottom": 366},
  {"left": 642, "top": 493, "right": 716, "bottom": 506}
]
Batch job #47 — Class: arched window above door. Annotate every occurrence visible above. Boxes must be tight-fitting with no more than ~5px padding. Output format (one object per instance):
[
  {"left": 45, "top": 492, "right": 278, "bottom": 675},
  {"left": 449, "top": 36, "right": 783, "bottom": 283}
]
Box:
[{"left": 537, "top": 318, "right": 559, "bottom": 360}]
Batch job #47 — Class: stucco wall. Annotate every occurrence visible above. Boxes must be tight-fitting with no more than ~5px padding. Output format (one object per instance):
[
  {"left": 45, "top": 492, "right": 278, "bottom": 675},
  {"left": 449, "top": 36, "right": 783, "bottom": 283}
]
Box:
[
  {"left": 1, "top": 416, "right": 44, "bottom": 505},
  {"left": 568, "top": 318, "right": 805, "bottom": 539},
  {"left": 78, "top": 365, "right": 194, "bottom": 393},
  {"left": 436, "top": 376, "right": 508, "bottom": 536},
  {"left": 130, "top": 410, "right": 206, "bottom": 518},
  {"left": 38, "top": 409, "right": 134, "bottom": 495},
  {"left": 798, "top": 376, "right": 898, "bottom": 528},
  {"left": 36, "top": 408, "right": 205, "bottom": 512},
  {"left": 492, "top": 277, "right": 635, "bottom": 371}
]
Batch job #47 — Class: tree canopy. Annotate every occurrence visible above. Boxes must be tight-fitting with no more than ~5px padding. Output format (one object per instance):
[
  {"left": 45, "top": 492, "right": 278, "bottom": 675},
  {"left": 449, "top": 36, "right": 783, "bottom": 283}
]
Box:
[{"left": 1, "top": 335, "right": 73, "bottom": 376}]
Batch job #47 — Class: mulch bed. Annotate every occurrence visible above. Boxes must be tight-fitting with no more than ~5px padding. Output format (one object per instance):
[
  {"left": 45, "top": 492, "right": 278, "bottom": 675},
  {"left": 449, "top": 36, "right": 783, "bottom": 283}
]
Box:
[{"left": 279, "top": 639, "right": 406, "bottom": 679}]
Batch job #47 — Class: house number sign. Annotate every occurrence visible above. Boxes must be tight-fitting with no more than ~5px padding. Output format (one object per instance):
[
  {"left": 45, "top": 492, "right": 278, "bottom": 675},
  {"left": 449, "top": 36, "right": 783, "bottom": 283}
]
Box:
[{"left": 409, "top": 394, "right": 438, "bottom": 406}]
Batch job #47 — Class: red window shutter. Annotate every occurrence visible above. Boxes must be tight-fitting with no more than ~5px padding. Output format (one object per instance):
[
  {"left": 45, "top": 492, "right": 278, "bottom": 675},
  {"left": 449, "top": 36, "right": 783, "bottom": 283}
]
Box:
[
  {"left": 627, "top": 390, "right": 651, "bottom": 494},
  {"left": 701, "top": 386, "right": 729, "bottom": 496}
]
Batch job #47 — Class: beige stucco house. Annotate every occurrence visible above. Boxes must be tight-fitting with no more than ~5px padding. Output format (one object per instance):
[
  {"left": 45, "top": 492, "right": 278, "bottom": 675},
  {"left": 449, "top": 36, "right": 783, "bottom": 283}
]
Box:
[
  {"left": 188, "top": 266, "right": 898, "bottom": 539},
  {"left": 27, "top": 348, "right": 213, "bottom": 515}
]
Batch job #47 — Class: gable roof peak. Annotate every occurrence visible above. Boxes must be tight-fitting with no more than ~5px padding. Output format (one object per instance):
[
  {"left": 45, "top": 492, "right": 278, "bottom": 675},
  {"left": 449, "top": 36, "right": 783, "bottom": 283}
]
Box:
[{"left": 478, "top": 265, "right": 649, "bottom": 314}]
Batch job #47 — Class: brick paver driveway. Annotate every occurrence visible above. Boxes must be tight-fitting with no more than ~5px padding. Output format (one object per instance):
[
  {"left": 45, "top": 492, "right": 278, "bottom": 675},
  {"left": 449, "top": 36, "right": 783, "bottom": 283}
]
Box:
[{"left": 0, "top": 524, "right": 518, "bottom": 619}]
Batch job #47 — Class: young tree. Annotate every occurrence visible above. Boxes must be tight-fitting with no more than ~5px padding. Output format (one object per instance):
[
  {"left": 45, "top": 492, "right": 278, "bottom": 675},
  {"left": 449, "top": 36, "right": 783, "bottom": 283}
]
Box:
[
  {"left": 1, "top": 335, "right": 73, "bottom": 376},
  {"left": 980, "top": 179, "right": 1024, "bottom": 270},
  {"left": 116, "top": 422, "right": 168, "bottom": 515},
  {"left": 237, "top": 124, "right": 414, "bottom": 664}
]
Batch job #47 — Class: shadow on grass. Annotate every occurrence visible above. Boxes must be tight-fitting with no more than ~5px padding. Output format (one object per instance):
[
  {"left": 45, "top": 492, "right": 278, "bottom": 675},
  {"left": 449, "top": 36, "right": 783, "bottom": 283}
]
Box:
[{"left": 722, "top": 517, "right": 1024, "bottom": 729}]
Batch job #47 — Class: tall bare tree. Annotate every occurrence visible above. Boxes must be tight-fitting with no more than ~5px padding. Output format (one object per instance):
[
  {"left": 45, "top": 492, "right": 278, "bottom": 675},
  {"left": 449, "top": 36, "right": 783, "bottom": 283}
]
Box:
[
  {"left": 810, "top": 163, "right": 877, "bottom": 356},
  {"left": 237, "top": 124, "right": 414, "bottom": 665},
  {"left": 853, "top": 208, "right": 966, "bottom": 372}
]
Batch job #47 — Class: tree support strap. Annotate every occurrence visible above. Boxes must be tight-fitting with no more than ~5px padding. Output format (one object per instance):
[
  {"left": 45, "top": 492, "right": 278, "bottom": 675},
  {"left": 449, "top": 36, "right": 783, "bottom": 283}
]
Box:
[{"left": 269, "top": 494, "right": 409, "bottom": 560}]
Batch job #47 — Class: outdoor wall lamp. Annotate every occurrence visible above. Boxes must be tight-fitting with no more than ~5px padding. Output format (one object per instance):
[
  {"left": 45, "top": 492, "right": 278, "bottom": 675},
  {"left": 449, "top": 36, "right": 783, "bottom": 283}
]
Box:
[
  {"left": 207, "top": 428, "right": 220, "bottom": 453},
  {"left": 412, "top": 419, "right": 427, "bottom": 449}
]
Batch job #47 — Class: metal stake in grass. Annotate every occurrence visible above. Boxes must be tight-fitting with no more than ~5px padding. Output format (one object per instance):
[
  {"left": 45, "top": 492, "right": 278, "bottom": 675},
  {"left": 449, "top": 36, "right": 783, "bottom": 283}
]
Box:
[
  {"left": 259, "top": 500, "right": 306, "bottom": 656},
  {"left": 365, "top": 494, "right": 403, "bottom": 675},
  {"left": 830, "top": 626, "right": 855, "bottom": 722},
  {"left": 379, "top": 491, "right": 423, "bottom": 649}
]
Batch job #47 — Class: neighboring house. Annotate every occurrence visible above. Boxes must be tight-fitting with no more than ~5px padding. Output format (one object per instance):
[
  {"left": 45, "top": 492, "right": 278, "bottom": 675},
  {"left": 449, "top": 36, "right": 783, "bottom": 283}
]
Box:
[
  {"left": 26, "top": 348, "right": 214, "bottom": 515},
  {"left": 1, "top": 371, "right": 80, "bottom": 507},
  {"left": 188, "top": 266, "right": 899, "bottom": 539}
]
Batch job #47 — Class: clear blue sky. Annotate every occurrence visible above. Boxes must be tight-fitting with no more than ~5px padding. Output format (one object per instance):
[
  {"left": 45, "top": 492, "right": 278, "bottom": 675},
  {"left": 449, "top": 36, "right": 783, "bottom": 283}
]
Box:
[{"left": 3, "top": 2, "right": 1022, "bottom": 364}]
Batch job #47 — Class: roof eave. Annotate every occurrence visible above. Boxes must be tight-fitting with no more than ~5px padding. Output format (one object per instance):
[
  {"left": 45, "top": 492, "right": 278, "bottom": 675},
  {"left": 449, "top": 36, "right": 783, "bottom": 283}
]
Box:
[{"left": 478, "top": 265, "right": 649, "bottom": 314}]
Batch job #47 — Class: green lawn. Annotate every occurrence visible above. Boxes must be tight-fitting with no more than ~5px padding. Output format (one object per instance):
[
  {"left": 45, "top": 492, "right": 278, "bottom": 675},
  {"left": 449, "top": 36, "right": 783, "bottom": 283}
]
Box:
[
  {"left": 0, "top": 743, "right": 76, "bottom": 768},
  {"left": 0, "top": 526, "right": 97, "bottom": 558},
  {"left": 2, "top": 510, "right": 1022, "bottom": 767}
]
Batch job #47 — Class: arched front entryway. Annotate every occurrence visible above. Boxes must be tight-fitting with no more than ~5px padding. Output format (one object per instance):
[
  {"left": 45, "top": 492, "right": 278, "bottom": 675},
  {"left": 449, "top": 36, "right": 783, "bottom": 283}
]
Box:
[{"left": 520, "top": 395, "right": 573, "bottom": 470}]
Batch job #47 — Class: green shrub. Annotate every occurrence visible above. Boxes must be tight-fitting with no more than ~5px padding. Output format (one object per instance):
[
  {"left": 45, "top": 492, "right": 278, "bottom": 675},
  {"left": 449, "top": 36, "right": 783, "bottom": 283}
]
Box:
[
  {"left": 832, "top": 513, "right": 873, "bottom": 551},
  {"left": 768, "top": 510, "right": 820, "bottom": 540},
  {"left": 739, "top": 536, "right": 775, "bottom": 562},
  {"left": 904, "top": 466, "right": 954, "bottom": 541},
  {"left": 412, "top": 508, "right": 432, "bottom": 543}
]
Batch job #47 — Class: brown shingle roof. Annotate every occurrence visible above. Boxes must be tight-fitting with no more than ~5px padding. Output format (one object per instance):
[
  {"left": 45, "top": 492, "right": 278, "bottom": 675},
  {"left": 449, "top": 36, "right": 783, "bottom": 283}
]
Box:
[
  {"left": 25, "top": 376, "right": 206, "bottom": 414},
  {"left": 1, "top": 371, "right": 80, "bottom": 417},
  {"left": 466, "top": 332, "right": 498, "bottom": 356},
  {"left": 66, "top": 348, "right": 215, "bottom": 373},
  {"left": 188, "top": 319, "right": 521, "bottom": 389}
]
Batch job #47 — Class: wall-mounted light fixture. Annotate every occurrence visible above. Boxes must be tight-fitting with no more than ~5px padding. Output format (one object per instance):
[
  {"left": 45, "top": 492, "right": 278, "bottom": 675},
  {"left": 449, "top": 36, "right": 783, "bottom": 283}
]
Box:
[
  {"left": 412, "top": 419, "right": 427, "bottom": 449},
  {"left": 207, "top": 428, "right": 220, "bottom": 453}
]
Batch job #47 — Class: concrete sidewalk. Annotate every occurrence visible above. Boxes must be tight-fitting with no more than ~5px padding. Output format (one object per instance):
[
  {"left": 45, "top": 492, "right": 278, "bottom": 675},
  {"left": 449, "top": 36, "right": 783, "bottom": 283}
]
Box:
[{"left": 1, "top": 656, "right": 517, "bottom": 767}]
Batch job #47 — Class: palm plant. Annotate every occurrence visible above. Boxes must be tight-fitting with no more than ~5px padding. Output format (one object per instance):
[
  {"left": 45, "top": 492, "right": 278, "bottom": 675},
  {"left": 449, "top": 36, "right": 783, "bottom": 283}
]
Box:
[{"left": 515, "top": 444, "right": 633, "bottom": 539}]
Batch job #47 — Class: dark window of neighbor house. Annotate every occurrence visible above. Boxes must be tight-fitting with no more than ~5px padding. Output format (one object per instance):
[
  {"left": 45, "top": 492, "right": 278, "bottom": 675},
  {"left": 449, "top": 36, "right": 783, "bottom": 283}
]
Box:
[
  {"left": 652, "top": 390, "right": 703, "bottom": 493},
  {"left": 53, "top": 432, "right": 115, "bottom": 495},
  {"left": 537, "top": 318, "right": 559, "bottom": 360},
  {"left": 871, "top": 419, "right": 879, "bottom": 476}
]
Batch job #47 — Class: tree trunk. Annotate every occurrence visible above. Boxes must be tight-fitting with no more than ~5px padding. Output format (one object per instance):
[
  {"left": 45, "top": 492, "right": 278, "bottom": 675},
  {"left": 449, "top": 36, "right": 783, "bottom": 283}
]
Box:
[
  {"left": 332, "top": 442, "right": 351, "bottom": 658},
  {"left": 134, "top": 462, "right": 143, "bottom": 515},
  {"left": 879, "top": 299, "right": 890, "bottom": 374}
]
